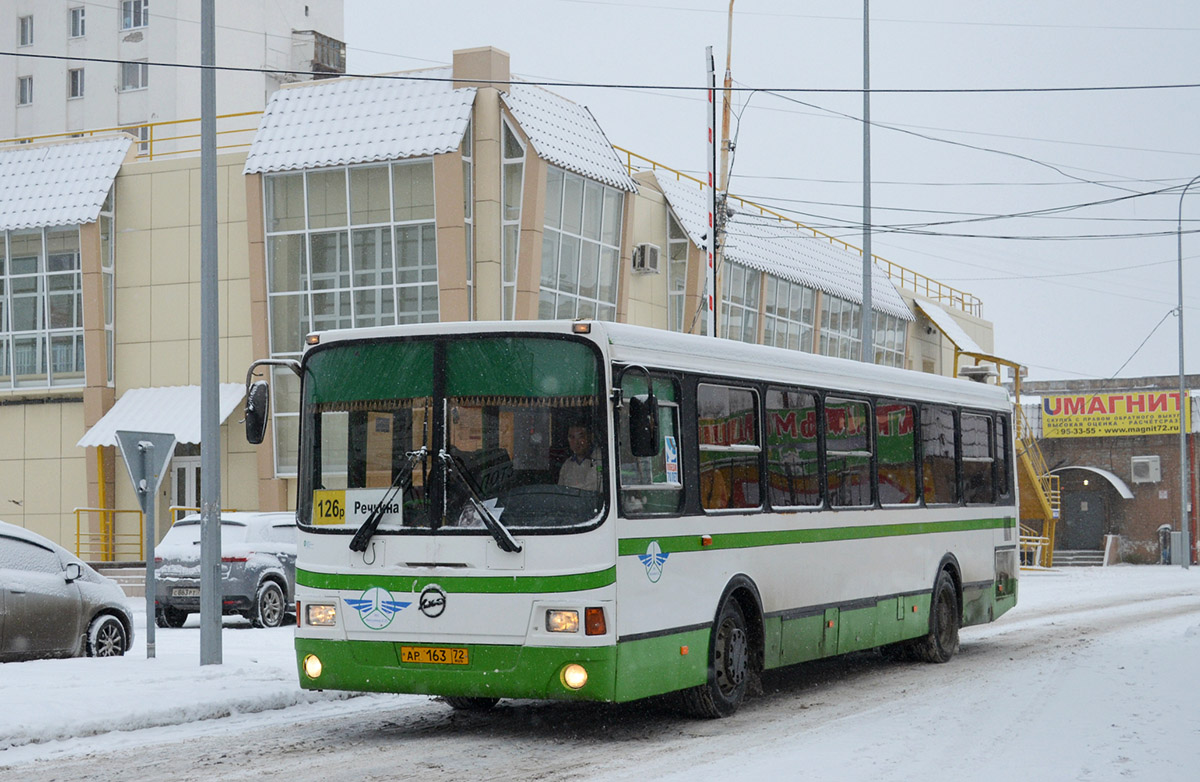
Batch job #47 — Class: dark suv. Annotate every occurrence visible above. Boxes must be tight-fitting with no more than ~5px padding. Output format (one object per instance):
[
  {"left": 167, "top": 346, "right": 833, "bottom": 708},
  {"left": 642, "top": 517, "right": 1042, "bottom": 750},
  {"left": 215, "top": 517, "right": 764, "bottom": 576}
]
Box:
[{"left": 154, "top": 512, "right": 296, "bottom": 628}]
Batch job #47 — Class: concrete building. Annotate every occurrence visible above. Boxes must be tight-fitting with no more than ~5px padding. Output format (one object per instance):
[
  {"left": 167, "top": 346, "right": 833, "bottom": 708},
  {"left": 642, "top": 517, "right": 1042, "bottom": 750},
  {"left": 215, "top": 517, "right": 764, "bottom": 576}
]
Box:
[
  {"left": 4, "top": 0, "right": 344, "bottom": 151},
  {"left": 0, "top": 46, "right": 999, "bottom": 557},
  {"left": 1021, "top": 375, "right": 1199, "bottom": 563}
]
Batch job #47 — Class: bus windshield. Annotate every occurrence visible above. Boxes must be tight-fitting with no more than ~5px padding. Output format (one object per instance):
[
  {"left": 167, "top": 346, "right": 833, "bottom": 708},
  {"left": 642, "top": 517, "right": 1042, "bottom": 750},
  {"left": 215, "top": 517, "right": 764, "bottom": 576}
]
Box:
[{"left": 299, "top": 335, "right": 606, "bottom": 534}]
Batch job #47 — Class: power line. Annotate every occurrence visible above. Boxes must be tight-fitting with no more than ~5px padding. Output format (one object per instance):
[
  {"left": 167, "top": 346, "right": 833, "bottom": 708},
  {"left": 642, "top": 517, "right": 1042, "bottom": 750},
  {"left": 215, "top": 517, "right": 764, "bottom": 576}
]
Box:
[
  {"left": 4, "top": 50, "right": 1200, "bottom": 95},
  {"left": 1110, "top": 310, "right": 1178, "bottom": 378}
]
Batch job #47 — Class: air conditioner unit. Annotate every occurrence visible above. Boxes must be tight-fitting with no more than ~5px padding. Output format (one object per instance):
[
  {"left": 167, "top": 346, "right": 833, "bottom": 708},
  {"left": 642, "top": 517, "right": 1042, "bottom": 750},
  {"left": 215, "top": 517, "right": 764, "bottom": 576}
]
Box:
[
  {"left": 632, "top": 243, "right": 660, "bottom": 274},
  {"left": 1131, "top": 455, "right": 1161, "bottom": 484}
]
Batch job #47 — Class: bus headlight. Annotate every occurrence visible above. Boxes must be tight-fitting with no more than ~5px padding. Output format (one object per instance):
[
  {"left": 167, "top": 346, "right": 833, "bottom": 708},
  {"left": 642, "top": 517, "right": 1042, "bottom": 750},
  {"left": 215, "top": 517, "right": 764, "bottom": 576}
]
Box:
[
  {"left": 546, "top": 610, "right": 579, "bottom": 633},
  {"left": 302, "top": 654, "right": 323, "bottom": 680},
  {"left": 306, "top": 604, "right": 337, "bottom": 626},
  {"left": 560, "top": 663, "right": 588, "bottom": 690}
]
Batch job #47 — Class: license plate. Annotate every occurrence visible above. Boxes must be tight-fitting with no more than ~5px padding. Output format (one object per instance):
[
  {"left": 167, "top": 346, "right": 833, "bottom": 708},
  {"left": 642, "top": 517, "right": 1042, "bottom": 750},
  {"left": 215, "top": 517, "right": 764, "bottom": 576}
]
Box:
[
  {"left": 400, "top": 646, "right": 469, "bottom": 665},
  {"left": 172, "top": 588, "right": 200, "bottom": 597}
]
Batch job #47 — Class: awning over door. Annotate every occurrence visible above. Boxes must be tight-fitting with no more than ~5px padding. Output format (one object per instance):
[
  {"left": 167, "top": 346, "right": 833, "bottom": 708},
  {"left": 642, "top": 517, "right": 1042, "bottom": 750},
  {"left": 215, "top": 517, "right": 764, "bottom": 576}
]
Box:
[
  {"left": 914, "top": 299, "right": 983, "bottom": 354},
  {"left": 1050, "top": 466, "right": 1135, "bottom": 500},
  {"left": 76, "top": 384, "right": 246, "bottom": 448}
]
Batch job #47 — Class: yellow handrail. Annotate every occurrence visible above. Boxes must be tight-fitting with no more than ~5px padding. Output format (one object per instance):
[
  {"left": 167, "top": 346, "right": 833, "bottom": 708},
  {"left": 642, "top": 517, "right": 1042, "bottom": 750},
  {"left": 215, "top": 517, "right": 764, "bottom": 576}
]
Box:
[
  {"left": 74, "top": 507, "right": 144, "bottom": 562},
  {"left": 613, "top": 145, "right": 983, "bottom": 317}
]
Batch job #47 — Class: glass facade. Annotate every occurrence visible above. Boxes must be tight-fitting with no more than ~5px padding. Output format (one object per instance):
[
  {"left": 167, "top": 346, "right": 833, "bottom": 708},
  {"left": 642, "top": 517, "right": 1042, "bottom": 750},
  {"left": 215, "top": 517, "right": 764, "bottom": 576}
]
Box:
[
  {"left": 818, "top": 294, "right": 862, "bottom": 360},
  {"left": 762, "top": 276, "right": 815, "bottom": 352},
  {"left": 719, "top": 261, "right": 760, "bottom": 344},
  {"left": 539, "top": 166, "right": 623, "bottom": 321},
  {"left": 0, "top": 226, "right": 85, "bottom": 388},
  {"left": 264, "top": 160, "right": 438, "bottom": 474}
]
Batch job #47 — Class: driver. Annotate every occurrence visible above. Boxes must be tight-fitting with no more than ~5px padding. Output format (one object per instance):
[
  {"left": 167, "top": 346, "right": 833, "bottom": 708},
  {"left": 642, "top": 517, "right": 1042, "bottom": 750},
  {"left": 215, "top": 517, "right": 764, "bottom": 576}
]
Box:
[{"left": 558, "top": 422, "right": 601, "bottom": 492}]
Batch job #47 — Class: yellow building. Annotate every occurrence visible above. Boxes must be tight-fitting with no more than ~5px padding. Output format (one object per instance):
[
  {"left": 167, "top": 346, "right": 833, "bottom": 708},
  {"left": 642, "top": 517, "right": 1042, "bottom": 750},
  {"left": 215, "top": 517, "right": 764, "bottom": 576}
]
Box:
[{"left": 0, "top": 47, "right": 994, "bottom": 556}]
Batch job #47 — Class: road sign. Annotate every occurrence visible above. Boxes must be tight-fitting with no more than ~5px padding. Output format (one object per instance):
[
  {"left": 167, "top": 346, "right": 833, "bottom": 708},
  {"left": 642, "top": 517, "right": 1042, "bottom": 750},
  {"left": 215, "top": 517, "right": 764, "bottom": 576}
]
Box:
[{"left": 115, "top": 430, "right": 177, "bottom": 659}]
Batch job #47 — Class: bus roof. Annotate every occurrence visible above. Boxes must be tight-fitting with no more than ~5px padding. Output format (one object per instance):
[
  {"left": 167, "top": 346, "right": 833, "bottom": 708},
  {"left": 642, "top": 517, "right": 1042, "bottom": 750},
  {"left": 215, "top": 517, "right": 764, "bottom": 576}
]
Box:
[{"left": 303, "top": 320, "right": 1011, "bottom": 412}]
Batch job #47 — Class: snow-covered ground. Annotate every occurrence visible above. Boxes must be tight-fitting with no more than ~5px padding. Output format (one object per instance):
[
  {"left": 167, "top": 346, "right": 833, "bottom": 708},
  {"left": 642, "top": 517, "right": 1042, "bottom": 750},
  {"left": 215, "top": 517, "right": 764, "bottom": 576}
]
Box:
[{"left": 1, "top": 566, "right": 1198, "bottom": 780}]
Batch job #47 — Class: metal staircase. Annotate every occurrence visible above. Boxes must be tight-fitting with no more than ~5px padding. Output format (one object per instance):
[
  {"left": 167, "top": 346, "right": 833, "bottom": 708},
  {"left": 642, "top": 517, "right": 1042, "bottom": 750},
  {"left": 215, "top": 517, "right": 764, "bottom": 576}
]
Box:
[{"left": 1015, "top": 405, "right": 1060, "bottom": 568}]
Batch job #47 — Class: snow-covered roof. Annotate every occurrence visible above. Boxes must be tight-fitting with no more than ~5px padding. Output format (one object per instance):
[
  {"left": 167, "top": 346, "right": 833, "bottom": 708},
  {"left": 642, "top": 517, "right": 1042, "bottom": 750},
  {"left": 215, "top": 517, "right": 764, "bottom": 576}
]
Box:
[
  {"left": 244, "top": 68, "right": 475, "bottom": 174},
  {"left": 502, "top": 82, "right": 636, "bottom": 192},
  {"left": 653, "top": 172, "right": 913, "bottom": 321},
  {"left": 0, "top": 136, "right": 130, "bottom": 232},
  {"left": 76, "top": 384, "right": 246, "bottom": 448},
  {"left": 914, "top": 299, "right": 983, "bottom": 353}
]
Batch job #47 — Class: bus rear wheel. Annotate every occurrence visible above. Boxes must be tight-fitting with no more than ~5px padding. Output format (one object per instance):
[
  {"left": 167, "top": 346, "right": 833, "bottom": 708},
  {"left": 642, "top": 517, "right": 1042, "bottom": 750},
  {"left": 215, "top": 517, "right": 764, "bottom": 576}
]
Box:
[
  {"left": 682, "top": 598, "right": 750, "bottom": 718},
  {"left": 915, "top": 569, "right": 960, "bottom": 663}
]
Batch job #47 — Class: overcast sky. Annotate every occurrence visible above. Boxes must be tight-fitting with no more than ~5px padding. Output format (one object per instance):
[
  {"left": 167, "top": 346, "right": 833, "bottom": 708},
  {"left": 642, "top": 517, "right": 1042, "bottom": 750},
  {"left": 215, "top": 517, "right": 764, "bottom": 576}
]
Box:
[{"left": 344, "top": 1, "right": 1200, "bottom": 383}]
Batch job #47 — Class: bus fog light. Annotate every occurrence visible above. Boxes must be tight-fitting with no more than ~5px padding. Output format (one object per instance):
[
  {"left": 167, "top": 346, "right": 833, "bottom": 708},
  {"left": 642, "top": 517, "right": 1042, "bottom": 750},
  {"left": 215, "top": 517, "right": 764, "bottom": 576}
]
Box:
[
  {"left": 302, "top": 654, "right": 323, "bottom": 680},
  {"left": 546, "top": 610, "right": 579, "bottom": 633},
  {"left": 561, "top": 663, "right": 588, "bottom": 690},
  {"left": 306, "top": 604, "right": 337, "bottom": 626}
]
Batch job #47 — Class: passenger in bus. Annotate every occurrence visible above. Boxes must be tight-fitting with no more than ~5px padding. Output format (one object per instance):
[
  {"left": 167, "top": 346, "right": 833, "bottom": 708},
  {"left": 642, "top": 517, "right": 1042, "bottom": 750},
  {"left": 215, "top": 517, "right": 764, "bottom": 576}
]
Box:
[{"left": 558, "top": 422, "right": 602, "bottom": 492}]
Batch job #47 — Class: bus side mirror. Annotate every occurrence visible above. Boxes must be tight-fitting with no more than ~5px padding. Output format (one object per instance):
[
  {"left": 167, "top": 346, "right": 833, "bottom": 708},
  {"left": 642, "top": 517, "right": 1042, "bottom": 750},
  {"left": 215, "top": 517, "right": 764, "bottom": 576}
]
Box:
[
  {"left": 628, "top": 393, "right": 660, "bottom": 457},
  {"left": 245, "top": 380, "right": 271, "bottom": 445}
]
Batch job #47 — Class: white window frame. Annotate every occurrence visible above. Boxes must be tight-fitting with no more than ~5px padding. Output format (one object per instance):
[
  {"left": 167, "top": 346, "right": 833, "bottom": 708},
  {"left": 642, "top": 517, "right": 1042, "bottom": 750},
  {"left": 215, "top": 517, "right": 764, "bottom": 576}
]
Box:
[
  {"left": 500, "top": 119, "right": 524, "bottom": 320},
  {"left": 18, "top": 15, "right": 33, "bottom": 46},
  {"left": 68, "top": 68, "right": 84, "bottom": 99},
  {"left": 120, "top": 61, "right": 148, "bottom": 92},
  {"left": 667, "top": 213, "right": 689, "bottom": 332},
  {"left": 539, "top": 166, "right": 623, "bottom": 322},
  {"left": 121, "top": 0, "right": 148, "bottom": 31},
  {"left": 720, "top": 261, "right": 761, "bottom": 344},
  {"left": 69, "top": 7, "right": 85, "bottom": 38},
  {"left": 17, "top": 76, "right": 32, "bottom": 106}
]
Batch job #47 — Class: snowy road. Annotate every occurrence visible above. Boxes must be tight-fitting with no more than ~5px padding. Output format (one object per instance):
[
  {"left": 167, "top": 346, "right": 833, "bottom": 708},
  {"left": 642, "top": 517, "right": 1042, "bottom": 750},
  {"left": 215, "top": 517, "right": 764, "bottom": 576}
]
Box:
[{"left": 2, "top": 567, "right": 1198, "bottom": 781}]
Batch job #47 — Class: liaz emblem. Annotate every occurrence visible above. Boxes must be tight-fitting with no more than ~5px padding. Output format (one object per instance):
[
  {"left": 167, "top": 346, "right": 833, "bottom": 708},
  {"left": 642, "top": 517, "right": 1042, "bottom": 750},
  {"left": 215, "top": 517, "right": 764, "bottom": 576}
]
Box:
[
  {"left": 638, "top": 541, "right": 669, "bottom": 583},
  {"left": 344, "top": 587, "right": 411, "bottom": 629}
]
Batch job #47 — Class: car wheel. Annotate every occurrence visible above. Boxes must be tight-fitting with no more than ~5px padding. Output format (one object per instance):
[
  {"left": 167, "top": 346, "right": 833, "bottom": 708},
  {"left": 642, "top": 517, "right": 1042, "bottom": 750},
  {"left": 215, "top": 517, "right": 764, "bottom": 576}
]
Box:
[
  {"left": 88, "top": 614, "right": 129, "bottom": 657},
  {"left": 252, "top": 581, "right": 286, "bottom": 628},
  {"left": 680, "top": 597, "right": 750, "bottom": 718},
  {"left": 156, "top": 606, "right": 189, "bottom": 628}
]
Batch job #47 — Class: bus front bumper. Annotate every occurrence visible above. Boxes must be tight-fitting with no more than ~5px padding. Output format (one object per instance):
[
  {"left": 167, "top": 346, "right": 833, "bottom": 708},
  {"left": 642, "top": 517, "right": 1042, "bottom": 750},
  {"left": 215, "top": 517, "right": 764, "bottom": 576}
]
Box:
[{"left": 295, "top": 638, "right": 618, "bottom": 702}]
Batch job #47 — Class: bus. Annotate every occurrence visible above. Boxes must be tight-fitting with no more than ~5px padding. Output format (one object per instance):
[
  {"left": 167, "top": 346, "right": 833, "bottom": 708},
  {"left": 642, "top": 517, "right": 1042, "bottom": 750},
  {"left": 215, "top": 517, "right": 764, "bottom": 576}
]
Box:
[{"left": 244, "top": 319, "right": 1018, "bottom": 717}]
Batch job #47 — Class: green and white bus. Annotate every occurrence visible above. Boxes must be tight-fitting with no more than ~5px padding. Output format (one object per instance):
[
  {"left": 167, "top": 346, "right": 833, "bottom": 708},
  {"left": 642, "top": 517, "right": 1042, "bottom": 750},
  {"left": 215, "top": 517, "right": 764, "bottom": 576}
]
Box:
[{"left": 245, "top": 320, "right": 1018, "bottom": 717}]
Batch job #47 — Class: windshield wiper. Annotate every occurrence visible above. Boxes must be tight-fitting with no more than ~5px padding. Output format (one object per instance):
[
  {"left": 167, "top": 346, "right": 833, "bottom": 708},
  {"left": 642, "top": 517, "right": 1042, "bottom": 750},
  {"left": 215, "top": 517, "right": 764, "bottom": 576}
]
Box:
[
  {"left": 439, "top": 449, "right": 522, "bottom": 553},
  {"left": 349, "top": 447, "right": 426, "bottom": 553}
]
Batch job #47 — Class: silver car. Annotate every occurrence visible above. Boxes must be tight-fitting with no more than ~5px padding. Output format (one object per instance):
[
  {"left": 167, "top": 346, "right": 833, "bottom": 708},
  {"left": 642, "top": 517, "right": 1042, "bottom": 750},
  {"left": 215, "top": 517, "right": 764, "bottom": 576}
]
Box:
[
  {"left": 0, "top": 520, "right": 133, "bottom": 662},
  {"left": 154, "top": 512, "right": 296, "bottom": 628}
]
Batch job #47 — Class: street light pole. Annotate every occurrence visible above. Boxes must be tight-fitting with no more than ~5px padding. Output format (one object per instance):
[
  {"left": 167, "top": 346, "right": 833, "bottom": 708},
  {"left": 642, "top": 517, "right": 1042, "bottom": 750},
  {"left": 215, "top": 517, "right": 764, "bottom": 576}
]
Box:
[{"left": 1176, "top": 174, "right": 1199, "bottom": 568}]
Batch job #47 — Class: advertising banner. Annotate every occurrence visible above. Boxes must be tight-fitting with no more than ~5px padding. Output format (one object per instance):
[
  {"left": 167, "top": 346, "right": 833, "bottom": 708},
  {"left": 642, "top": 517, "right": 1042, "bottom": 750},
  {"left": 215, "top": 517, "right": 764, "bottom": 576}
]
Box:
[{"left": 1042, "top": 391, "right": 1191, "bottom": 438}]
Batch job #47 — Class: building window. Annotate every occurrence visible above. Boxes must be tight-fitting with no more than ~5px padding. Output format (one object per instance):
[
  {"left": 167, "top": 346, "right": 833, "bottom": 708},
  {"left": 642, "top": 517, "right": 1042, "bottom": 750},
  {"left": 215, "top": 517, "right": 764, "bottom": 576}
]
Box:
[
  {"left": 763, "top": 275, "right": 815, "bottom": 352},
  {"left": 263, "top": 160, "right": 438, "bottom": 475},
  {"left": 873, "top": 312, "right": 908, "bottom": 368},
  {"left": 18, "top": 15, "right": 33, "bottom": 46},
  {"left": 120, "top": 61, "right": 148, "bottom": 91},
  {"left": 720, "top": 261, "right": 760, "bottom": 344},
  {"left": 69, "top": 7, "right": 85, "bottom": 38},
  {"left": 540, "top": 166, "right": 623, "bottom": 322},
  {"left": 68, "top": 68, "right": 84, "bottom": 99},
  {"left": 121, "top": 0, "right": 148, "bottom": 31},
  {"left": 121, "top": 122, "right": 150, "bottom": 155},
  {"left": 667, "top": 213, "right": 689, "bottom": 332},
  {"left": 0, "top": 227, "right": 86, "bottom": 389},
  {"left": 462, "top": 118, "right": 473, "bottom": 318},
  {"left": 17, "top": 76, "right": 32, "bottom": 106},
  {"left": 500, "top": 121, "right": 523, "bottom": 319},
  {"left": 818, "top": 294, "right": 861, "bottom": 360},
  {"left": 100, "top": 188, "right": 115, "bottom": 384}
]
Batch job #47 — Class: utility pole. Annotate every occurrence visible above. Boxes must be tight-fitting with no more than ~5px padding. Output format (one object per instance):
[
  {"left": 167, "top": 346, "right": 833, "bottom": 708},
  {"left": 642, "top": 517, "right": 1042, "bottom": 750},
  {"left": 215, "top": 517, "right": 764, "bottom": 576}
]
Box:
[
  {"left": 199, "top": 0, "right": 223, "bottom": 662},
  {"left": 706, "top": 47, "right": 717, "bottom": 338},
  {"left": 861, "top": 0, "right": 874, "bottom": 364}
]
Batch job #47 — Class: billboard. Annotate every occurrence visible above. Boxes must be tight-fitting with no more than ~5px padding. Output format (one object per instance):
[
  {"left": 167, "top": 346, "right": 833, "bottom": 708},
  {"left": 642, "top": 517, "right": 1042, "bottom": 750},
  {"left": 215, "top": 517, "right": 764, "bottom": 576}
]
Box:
[{"left": 1042, "top": 391, "right": 1191, "bottom": 438}]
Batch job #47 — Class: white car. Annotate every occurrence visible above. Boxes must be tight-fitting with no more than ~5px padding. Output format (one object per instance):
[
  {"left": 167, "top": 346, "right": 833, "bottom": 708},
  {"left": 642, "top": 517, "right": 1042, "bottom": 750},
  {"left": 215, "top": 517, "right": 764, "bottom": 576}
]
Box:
[
  {"left": 0, "top": 520, "right": 133, "bottom": 662},
  {"left": 153, "top": 512, "right": 296, "bottom": 628}
]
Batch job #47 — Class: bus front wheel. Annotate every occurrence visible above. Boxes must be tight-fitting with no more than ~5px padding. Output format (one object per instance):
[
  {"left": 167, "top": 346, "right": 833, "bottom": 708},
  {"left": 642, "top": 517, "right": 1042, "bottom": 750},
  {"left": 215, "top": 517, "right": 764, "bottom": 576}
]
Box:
[
  {"left": 915, "top": 569, "right": 960, "bottom": 663},
  {"left": 682, "top": 597, "right": 750, "bottom": 718}
]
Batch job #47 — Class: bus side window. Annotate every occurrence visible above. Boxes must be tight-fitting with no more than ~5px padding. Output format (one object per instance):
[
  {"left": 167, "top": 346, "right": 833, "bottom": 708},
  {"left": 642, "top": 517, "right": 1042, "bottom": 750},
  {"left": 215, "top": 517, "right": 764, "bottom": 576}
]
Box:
[
  {"left": 618, "top": 376, "right": 683, "bottom": 515},
  {"left": 826, "top": 397, "right": 872, "bottom": 507},
  {"left": 995, "top": 414, "right": 1012, "bottom": 499},
  {"left": 765, "top": 387, "right": 820, "bottom": 508},
  {"left": 921, "top": 405, "right": 959, "bottom": 504},
  {"left": 962, "top": 413, "right": 995, "bottom": 504},
  {"left": 876, "top": 401, "right": 917, "bottom": 505},
  {"left": 698, "top": 384, "right": 761, "bottom": 511}
]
